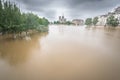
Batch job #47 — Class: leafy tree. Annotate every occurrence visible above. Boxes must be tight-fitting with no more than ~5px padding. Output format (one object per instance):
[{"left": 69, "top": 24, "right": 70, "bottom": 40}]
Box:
[
  {"left": 0, "top": 0, "right": 2, "bottom": 25},
  {"left": 54, "top": 21, "right": 60, "bottom": 24},
  {"left": 40, "top": 17, "right": 49, "bottom": 26},
  {"left": 93, "top": 17, "right": 98, "bottom": 26},
  {"left": 107, "top": 15, "right": 119, "bottom": 27},
  {"left": 85, "top": 18, "right": 92, "bottom": 26},
  {"left": 0, "top": 0, "right": 2, "bottom": 32},
  {"left": 0, "top": 0, "right": 49, "bottom": 35},
  {"left": 66, "top": 21, "right": 72, "bottom": 25}
]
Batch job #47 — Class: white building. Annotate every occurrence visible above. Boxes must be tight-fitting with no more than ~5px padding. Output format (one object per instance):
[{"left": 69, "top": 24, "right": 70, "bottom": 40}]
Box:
[
  {"left": 114, "top": 7, "right": 120, "bottom": 24},
  {"left": 114, "top": 13, "right": 120, "bottom": 24},
  {"left": 97, "top": 6, "right": 120, "bottom": 26},
  {"left": 114, "top": 6, "right": 120, "bottom": 14},
  {"left": 97, "top": 15, "right": 108, "bottom": 26}
]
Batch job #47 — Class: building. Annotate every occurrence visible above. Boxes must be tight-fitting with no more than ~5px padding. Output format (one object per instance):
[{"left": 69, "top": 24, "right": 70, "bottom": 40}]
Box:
[
  {"left": 114, "top": 6, "right": 120, "bottom": 14},
  {"left": 114, "top": 7, "right": 120, "bottom": 25},
  {"left": 97, "top": 15, "right": 108, "bottom": 26},
  {"left": 114, "top": 13, "right": 120, "bottom": 25},
  {"left": 59, "top": 15, "right": 66, "bottom": 24},
  {"left": 97, "top": 6, "right": 120, "bottom": 26},
  {"left": 72, "top": 19, "right": 84, "bottom": 26}
]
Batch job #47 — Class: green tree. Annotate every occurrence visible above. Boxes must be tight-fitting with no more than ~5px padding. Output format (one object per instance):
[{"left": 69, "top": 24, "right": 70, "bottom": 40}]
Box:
[
  {"left": 66, "top": 21, "right": 72, "bottom": 25},
  {"left": 0, "top": 0, "right": 2, "bottom": 23},
  {"left": 107, "top": 15, "right": 119, "bottom": 27},
  {"left": 93, "top": 17, "right": 98, "bottom": 26},
  {"left": 0, "top": 0, "right": 49, "bottom": 36},
  {"left": 0, "top": 0, "right": 2, "bottom": 32},
  {"left": 40, "top": 17, "right": 49, "bottom": 26},
  {"left": 54, "top": 21, "right": 60, "bottom": 24},
  {"left": 85, "top": 18, "right": 92, "bottom": 26}
]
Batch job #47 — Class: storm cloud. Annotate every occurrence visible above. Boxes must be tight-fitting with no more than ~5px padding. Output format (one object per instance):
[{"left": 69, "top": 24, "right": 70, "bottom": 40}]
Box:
[{"left": 9, "top": 0, "right": 120, "bottom": 21}]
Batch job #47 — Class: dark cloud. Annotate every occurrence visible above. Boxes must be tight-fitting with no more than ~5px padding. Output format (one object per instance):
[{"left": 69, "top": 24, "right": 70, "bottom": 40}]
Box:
[
  {"left": 67, "top": 0, "right": 103, "bottom": 7},
  {"left": 8, "top": 0, "right": 120, "bottom": 21},
  {"left": 66, "top": 0, "right": 120, "bottom": 19},
  {"left": 15, "top": 0, "right": 54, "bottom": 7}
]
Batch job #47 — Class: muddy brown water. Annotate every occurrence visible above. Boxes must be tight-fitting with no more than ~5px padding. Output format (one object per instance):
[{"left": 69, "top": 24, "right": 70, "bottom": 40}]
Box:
[{"left": 0, "top": 25, "right": 120, "bottom": 80}]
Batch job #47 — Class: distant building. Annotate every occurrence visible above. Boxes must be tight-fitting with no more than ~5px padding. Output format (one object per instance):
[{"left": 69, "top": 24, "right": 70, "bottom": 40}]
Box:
[
  {"left": 59, "top": 15, "right": 66, "bottom": 24},
  {"left": 114, "top": 14, "right": 120, "bottom": 25},
  {"left": 97, "top": 6, "right": 120, "bottom": 26},
  {"left": 72, "top": 19, "right": 84, "bottom": 26},
  {"left": 97, "top": 15, "right": 108, "bottom": 26},
  {"left": 114, "top": 7, "right": 120, "bottom": 14},
  {"left": 114, "top": 7, "right": 120, "bottom": 25}
]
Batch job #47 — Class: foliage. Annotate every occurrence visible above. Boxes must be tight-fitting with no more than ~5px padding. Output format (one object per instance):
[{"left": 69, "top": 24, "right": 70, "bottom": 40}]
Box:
[
  {"left": 54, "top": 21, "right": 72, "bottom": 25},
  {"left": 93, "top": 17, "right": 98, "bottom": 26},
  {"left": 107, "top": 15, "right": 119, "bottom": 27},
  {"left": 85, "top": 18, "right": 92, "bottom": 26},
  {"left": 54, "top": 21, "right": 60, "bottom": 24},
  {"left": 39, "top": 17, "right": 49, "bottom": 26},
  {"left": 0, "top": 0, "right": 49, "bottom": 34},
  {"left": 66, "top": 21, "right": 72, "bottom": 25}
]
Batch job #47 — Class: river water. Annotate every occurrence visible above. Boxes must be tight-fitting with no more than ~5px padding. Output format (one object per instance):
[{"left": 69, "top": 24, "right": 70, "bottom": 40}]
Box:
[{"left": 0, "top": 25, "right": 120, "bottom": 80}]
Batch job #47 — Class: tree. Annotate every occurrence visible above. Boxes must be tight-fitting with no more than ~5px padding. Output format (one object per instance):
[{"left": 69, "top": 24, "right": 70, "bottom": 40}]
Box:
[
  {"left": 0, "top": 0, "right": 2, "bottom": 24},
  {"left": 93, "top": 17, "right": 98, "bottom": 26},
  {"left": 107, "top": 15, "right": 119, "bottom": 27},
  {"left": 0, "top": 0, "right": 49, "bottom": 36},
  {"left": 66, "top": 21, "right": 72, "bottom": 25},
  {"left": 85, "top": 18, "right": 92, "bottom": 26},
  {"left": 40, "top": 17, "right": 49, "bottom": 26},
  {"left": 0, "top": 0, "right": 2, "bottom": 32},
  {"left": 54, "top": 21, "right": 60, "bottom": 24}
]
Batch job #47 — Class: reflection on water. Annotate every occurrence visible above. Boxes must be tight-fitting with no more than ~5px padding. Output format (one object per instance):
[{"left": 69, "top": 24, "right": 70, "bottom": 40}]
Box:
[
  {"left": 0, "top": 25, "right": 120, "bottom": 80},
  {"left": 0, "top": 33, "right": 48, "bottom": 65}
]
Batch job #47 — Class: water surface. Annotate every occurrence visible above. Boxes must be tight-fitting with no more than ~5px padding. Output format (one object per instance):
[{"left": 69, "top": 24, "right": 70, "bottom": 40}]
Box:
[{"left": 0, "top": 25, "right": 120, "bottom": 80}]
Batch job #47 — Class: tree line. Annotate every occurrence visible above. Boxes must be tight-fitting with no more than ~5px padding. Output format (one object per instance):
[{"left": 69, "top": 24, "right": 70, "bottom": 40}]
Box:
[
  {"left": 85, "top": 16, "right": 119, "bottom": 27},
  {"left": 53, "top": 21, "right": 73, "bottom": 25},
  {"left": 0, "top": 0, "right": 49, "bottom": 35}
]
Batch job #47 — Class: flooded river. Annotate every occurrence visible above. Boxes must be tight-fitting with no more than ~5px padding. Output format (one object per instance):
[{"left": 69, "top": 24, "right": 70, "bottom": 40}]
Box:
[{"left": 0, "top": 25, "right": 120, "bottom": 80}]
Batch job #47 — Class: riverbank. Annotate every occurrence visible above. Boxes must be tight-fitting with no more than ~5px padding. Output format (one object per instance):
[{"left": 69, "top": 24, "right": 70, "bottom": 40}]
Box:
[{"left": 0, "top": 27, "right": 48, "bottom": 40}]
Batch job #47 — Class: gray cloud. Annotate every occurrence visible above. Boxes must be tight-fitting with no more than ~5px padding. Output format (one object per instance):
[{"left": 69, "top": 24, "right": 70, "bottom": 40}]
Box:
[{"left": 8, "top": 0, "right": 120, "bottom": 21}]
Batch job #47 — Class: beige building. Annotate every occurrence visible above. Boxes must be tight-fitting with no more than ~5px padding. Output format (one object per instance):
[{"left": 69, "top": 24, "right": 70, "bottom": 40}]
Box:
[{"left": 72, "top": 19, "right": 84, "bottom": 26}]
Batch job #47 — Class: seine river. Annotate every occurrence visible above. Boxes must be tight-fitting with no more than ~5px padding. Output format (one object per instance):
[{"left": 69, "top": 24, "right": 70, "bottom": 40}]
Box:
[{"left": 0, "top": 25, "right": 120, "bottom": 80}]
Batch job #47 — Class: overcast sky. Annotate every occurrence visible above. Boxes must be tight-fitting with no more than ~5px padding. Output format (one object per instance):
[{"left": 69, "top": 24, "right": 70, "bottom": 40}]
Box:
[{"left": 9, "top": 0, "right": 120, "bottom": 21}]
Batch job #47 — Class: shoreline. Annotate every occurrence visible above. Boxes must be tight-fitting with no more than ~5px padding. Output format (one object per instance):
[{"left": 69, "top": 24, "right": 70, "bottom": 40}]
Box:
[{"left": 0, "top": 29, "right": 48, "bottom": 40}]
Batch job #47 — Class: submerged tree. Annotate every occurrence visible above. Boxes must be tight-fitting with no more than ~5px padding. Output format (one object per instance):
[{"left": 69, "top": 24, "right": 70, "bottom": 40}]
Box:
[
  {"left": 93, "top": 17, "right": 98, "bottom": 26},
  {"left": 107, "top": 15, "right": 119, "bottom": 27},
  {"left": 85, "top": 18, "right": 92, "bottom": 26}
]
